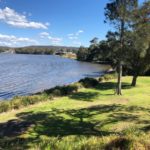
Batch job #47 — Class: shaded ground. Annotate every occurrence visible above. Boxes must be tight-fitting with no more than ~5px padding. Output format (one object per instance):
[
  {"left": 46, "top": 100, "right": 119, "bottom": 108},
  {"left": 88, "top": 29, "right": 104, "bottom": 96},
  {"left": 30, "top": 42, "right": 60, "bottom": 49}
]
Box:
[{"left": 1, "top": 104, "right": 149, "bottom": 137}]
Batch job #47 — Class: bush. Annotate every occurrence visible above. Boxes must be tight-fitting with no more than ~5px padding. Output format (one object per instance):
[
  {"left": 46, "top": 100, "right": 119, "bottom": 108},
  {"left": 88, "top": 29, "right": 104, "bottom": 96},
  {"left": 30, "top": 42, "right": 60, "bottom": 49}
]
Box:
[
  {"left": 11, "top": 98, "right": 22, "bottom": 109},
  {"left": 21, "top": 96, "right": 39, "bottom": 105},
  {"left": 0, "top": 94, "right": 53, "bottom": 114},
  {"left": 79, "top": 78, "right": 99, "bottom": 88},
  {"left": 0, "top": 101, "right": 10, "bottom": 113},
  {"left": 60, "top": 85, "right": 78, "bottom": 96},
  {"left": 98, "top": 76, "right": 105, "bottom": 82},
  {"left": 51, "top": 88, "right": 62, "bottom": 96},
  {"left": 72, "top": 82, "right": 83, "bottom": 89},
  {"left": 46, "top": 84, "right": 79, "bottom": 96}
]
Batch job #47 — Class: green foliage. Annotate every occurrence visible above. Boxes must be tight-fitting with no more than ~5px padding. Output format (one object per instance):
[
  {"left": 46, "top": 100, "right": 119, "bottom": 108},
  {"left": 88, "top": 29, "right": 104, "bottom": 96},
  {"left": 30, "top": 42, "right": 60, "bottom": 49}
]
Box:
[
  {"left": 0, "top": 101, "right": 10, "bottom": 113},
  {"left": 16, "top": 48, "right": 55, "bottom": 55},
  {"left": 14, "top": 46, "right": 78, "bottom": 55},
  {"left": 0, "top": 95, "right": 52, "bottom": 113},
  {"left": 98, "top": 76, "right": 104, "bottom": 82},
  {"left": 77, "top": 46, "right": 89, "bottom": 61},
  {"left": 124, "top": 1, "right": 150, "bottom": 85},
  {"left": 59, "top": 85, "right": 78, "bottom": 96},
  {"left": 79, "top": 77, "right": 99, "bottom": 88},
  {"left": 45, "top": 84, "right": 79, "bottom": 96}
]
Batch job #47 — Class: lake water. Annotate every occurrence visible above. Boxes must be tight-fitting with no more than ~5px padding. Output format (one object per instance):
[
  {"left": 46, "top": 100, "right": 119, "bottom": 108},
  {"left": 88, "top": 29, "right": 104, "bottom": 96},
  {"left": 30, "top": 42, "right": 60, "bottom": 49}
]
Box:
[{"left": 0, "top": 54, "right": 109, "bottom": 100}]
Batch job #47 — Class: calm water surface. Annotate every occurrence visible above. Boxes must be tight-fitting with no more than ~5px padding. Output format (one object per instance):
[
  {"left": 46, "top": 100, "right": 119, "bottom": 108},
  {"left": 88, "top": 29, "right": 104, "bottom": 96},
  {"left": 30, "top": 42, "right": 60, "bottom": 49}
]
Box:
[{"left": 0, "top": 54, "right": 110, "bottom": 100}]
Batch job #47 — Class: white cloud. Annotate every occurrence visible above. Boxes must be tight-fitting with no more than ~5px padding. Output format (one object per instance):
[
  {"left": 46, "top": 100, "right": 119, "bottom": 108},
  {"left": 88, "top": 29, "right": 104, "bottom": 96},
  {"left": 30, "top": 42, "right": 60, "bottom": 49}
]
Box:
[
  {"left": 40, "top": 32, "right": 50, "bottom": 38},
  {"left": 39, "top": 32, "right": 62, "bottom": 45},
  {"left": 76, "top": 30, "right": 84, "bottom": 35},
  {"left": 68, "top": 36, "right": 78, "bottom": 40},
  {"left": 0, "top": 7, "right": 49, "bottom": 29},
  {"left": 0, "top": 33, "right": 38, "bottom": 46},
  {"left": 67, "top": 30, "right": 84, "bottom": 40}
]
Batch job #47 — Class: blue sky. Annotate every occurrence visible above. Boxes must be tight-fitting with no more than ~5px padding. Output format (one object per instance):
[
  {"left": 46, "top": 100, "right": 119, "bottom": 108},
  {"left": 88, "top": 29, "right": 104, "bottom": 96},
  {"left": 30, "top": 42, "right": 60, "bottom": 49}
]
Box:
[{"left": 0, "top": 0, "right": 145, "bottom": 47}]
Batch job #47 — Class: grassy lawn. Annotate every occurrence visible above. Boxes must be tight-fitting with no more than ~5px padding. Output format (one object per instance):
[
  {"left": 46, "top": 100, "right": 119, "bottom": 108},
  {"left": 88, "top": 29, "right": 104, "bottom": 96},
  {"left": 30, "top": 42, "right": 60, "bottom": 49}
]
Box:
[{"left": 0, "top": 76, "right": 150, "bottom": 149}]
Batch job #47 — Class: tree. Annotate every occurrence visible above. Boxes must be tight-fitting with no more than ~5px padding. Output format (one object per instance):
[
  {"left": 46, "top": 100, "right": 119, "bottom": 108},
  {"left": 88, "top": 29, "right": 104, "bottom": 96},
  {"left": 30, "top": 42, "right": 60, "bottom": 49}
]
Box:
[
  {"left": 105, "top": 0, "right": 137, "bottom": 95},
  {"left": 90, "top": 37, "right": 99, "bottom": 45},
  {"left": 86, "top": 39, "right": 100, "bottom": 62},
  {"left": 125, "top": 1, "right": 150, "bottom": 86},
  {"left": 77, "top": 46, "right": 88, "bottom": 61}
]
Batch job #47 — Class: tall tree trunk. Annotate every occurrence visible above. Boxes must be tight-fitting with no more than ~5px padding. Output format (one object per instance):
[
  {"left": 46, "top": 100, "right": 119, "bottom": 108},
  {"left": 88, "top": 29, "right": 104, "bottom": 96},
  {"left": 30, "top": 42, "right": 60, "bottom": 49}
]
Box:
[
  {"left": 131, "top": 75, "right": 138, "bottom": 86},
  {"left": 116, "top": 18, "right": 124, "bottom": 95},
  {"left": 116, "top": 61, "right": 122, "bottom": 95}
]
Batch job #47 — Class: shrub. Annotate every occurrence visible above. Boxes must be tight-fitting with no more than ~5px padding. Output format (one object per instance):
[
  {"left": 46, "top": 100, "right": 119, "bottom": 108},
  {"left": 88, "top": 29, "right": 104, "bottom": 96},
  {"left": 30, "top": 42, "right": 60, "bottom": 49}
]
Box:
[
  {"left": 79, "top": 77, "right": 99, "bottom": 88},
  {"left": 45, "top": 84, "right": 79, "bottom": 97},
  {"left": 21, "top": 97, "right": 32, "bottom": 106},
  {"left": 60, "top": 85, "right": 78, "bottom": 96},
  {"left": 44, "top": 86, "right": 61, "bottom": 96},
  {"left": 51, "top": 88, "right": 62, "bottom": 96},
  {"left": 11, "top": 98, "right": 23, "bottom": 109},
  {"left": 98, "top": 76, "right": 105, "bottom": 82},
  {"left": 0, "top": 101, "right": 10, "bottom": 113},
  {"left": 24, "top": 97, "right": 35, "bottom": 106},
  {"left": 0, "top": 94, "right": 54, "bottom": 114},
  {"left": 72, "top": 82, "right": 83, "bottom": 89}
]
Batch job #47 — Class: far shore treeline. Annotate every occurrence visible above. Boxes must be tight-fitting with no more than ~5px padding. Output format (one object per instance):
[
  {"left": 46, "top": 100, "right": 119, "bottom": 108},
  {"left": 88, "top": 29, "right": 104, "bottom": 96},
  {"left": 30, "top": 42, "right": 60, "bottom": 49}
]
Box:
[{"left": 0, "top": 45, "right": 79, "bottom": 55}]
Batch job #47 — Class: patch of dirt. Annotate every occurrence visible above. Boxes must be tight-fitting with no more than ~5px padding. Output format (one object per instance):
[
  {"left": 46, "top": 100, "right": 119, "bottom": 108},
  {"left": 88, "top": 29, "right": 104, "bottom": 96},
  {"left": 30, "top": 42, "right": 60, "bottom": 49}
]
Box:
[{"left": 113, "top": 98, "right": 129, "bottom": 104}]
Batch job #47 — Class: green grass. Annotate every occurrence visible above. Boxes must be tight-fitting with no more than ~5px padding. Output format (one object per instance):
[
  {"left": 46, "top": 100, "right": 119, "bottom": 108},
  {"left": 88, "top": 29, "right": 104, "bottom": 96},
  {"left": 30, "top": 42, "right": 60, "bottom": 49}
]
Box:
[{"left": 0, "top": 76, "right": 150, "bottom": 150}]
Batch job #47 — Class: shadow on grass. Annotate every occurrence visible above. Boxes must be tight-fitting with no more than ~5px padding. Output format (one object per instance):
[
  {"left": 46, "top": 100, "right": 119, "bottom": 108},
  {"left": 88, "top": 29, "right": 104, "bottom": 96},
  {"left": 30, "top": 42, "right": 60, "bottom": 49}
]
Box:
[
  {"left": 1, "top": 104, "right": 149, "bottom": 137},
  {"left": 69, "top": 82, "right": 132, "bottom": 101},
  {"left": 95, "top": 82, "right": 133, "bottom": 91},
  {"left": 0, "top": 101, "right": 150, "bottom": 149},
  {"left": 69, "top": 91, "right": 99, "bottom": 101}
]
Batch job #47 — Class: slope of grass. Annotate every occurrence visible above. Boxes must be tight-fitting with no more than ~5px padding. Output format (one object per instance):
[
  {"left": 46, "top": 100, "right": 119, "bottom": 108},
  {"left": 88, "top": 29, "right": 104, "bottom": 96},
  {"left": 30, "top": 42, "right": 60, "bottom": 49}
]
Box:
[{"left": 0, "top": 76, "right": 150, "bottom": 150}]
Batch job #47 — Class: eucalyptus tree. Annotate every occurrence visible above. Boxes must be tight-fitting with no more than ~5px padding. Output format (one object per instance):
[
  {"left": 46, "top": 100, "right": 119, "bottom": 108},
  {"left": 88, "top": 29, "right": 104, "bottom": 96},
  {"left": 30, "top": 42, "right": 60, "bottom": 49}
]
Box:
[
  {"left": 77, "top": 46, "right": 88, "bottom": 61},
  {"left": 104, "top": 0, "right": 138, "bottom": 95},
  {"left": 87, "top": 38, "right": 100, "bottom": 62},
  {"left": 90, "top": 37, "right": 99, "bottom": 46},
  {"left": 125, "top": 0, "right": 150, "bottom": 86}
]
